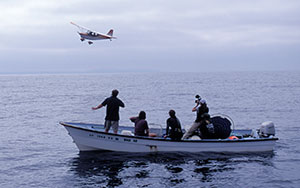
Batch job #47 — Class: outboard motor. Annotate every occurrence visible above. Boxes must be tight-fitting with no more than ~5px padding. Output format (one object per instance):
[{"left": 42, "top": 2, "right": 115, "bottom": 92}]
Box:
[{"left": 259, "top": 121, "right": 275, "bottom": 137}]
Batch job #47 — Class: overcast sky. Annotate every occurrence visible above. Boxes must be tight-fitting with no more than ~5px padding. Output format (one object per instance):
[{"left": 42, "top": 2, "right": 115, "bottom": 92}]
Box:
[{"left": 0, "top": 0, "right": 299, "bottom": 73}]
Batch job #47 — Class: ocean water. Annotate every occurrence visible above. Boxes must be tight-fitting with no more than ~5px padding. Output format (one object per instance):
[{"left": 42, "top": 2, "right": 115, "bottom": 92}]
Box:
[{"left": 1, "top": 71, "right": 300, "bottom": 188}]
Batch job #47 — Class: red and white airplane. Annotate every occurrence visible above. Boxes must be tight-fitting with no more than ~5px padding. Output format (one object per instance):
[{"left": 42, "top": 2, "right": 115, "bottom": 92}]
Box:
[{"left": 70, "top": 22, "right": 116, "bottom": 45}]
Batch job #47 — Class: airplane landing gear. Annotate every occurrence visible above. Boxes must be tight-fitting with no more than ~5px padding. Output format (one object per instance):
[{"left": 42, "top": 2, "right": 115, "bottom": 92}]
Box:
[
  {"left": 80, "top": 38, "right": 85, "bottom": 41},
  {"left": 88, "top": 41, "right": 93, "bottom": 45}
]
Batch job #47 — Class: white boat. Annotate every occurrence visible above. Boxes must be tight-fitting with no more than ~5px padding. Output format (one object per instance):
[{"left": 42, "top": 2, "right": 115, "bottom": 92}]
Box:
[{"left": 60, "top": 120, "right": 278, "bottom": 153}]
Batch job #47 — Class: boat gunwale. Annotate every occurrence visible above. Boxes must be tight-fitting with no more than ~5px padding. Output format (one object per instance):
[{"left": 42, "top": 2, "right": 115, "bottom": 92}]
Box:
[{"left": 60, "top": 121, "right": 279, "bottom": 143}]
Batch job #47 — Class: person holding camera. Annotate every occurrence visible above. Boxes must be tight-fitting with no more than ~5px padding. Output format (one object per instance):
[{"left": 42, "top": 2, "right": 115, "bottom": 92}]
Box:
[{"left": 182, "top": 95, "right": 209, "bottom": 139}]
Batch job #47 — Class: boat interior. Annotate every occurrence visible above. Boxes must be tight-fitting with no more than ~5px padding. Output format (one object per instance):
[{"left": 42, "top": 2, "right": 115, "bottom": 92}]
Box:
[{"left": 62, "top": 122, "right": 268, "bottom": 140}]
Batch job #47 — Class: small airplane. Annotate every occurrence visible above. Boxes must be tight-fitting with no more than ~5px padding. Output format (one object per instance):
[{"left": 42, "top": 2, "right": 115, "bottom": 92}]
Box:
[{"left": 70, "top": 22, "right": 116, "bottom": 45}]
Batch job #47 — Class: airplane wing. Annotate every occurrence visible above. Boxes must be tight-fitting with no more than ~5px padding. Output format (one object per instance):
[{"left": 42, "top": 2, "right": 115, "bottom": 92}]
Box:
[{"left": 70, "top": 22, "right": 93, "bottom": 33}]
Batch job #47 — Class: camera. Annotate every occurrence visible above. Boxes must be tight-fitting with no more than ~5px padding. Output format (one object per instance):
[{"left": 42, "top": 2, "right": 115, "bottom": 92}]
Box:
[{"left": 195, "top": 95, "right": 201, "bottom": 103}]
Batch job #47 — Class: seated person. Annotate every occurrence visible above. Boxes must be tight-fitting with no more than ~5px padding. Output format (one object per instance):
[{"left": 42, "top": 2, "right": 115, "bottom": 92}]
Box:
[
  {"left": 198, "top": 113, "right": 214, "bottom": 139},
  {"left": 130, "top": 111, "right": 149, "bottom": 136},
  {"left": 197, "top": 113, "right": 231, "bottom": 139},
  {"left": 164, "top": 110, "right": 183, "bottom": 141}
]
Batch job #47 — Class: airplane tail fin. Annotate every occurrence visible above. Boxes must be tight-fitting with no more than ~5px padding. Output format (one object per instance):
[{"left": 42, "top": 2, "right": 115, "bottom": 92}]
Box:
[{"left": 107, "top": 29, "right": 114, "bottom": 36}]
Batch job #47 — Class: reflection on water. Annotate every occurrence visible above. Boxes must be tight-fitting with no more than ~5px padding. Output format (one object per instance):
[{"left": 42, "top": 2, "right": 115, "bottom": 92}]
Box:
[{"left": 69, "top": 151, "right": 275, "bottom": 188}]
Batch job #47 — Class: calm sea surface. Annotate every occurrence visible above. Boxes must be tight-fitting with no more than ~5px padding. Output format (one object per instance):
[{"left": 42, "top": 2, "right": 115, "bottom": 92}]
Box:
[{"left": 1, "top": 72, "right": 300, "bottom": 188}]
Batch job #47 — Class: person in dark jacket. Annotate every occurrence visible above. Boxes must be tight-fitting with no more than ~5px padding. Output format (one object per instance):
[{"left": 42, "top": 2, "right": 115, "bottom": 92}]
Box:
[
  {"left": 198, "top": 113, "right": 232, "bottom": 139},
  {"left": 194, "top": 99, "right": 209, "bottom": 123},
  {"left": 130, "top": 111, "right": 149, "bottom": 136},
  {"left": 92, "top": 89, "right": 125, "bottom": 134},
  {"left": 182, "top": 99, "right": 209, "bottom": 139},
  {"left": 164, "top": 110, "right": 183, "bottom": 140},
  {"left": 198, "top": 113, "right": 214, "bottom": 139}
]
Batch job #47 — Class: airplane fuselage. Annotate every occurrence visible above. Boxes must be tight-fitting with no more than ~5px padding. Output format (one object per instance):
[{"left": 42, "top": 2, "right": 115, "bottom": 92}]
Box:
[{"left": 78, "top": 32, "right": 113, "bottom": 40}]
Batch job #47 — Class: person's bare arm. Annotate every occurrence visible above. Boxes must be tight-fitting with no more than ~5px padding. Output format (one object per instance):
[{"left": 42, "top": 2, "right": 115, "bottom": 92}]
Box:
[
  {"left": 130, "top": 117, "right": 137, "bottom": 122},
  {"left": 192, "top": 104, "right": 199, "bottom": 112},
  {"left": 92, "top": 104, "right": 103, "bottom": 110}
]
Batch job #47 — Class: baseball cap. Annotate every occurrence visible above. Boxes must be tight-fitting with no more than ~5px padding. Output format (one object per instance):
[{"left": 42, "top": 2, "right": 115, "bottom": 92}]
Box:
[{"left": 200, "top": 99, "right": 206, "bottom": 104}]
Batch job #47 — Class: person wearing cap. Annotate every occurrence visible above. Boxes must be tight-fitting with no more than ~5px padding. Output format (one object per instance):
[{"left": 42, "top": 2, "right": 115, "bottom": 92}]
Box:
[
  {"left": 92, "top": 89, "right": 125, "bottom": 134},
  {"left": 182, "top": 98, "right": 209, "bottom": 139}
]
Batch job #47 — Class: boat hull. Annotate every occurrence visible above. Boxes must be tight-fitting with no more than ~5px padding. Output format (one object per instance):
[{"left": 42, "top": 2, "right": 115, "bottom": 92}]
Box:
[{"left": 61, "top": 122, "right": 278, "bottom": 153}]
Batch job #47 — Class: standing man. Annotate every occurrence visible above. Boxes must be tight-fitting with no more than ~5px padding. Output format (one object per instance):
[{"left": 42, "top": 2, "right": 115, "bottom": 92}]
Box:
[
  {"left": 182, "top": 96, "right": 209, "bottom": 139},
  {"left": 92, "top": 89, "right": 125, "bottom": 134}
]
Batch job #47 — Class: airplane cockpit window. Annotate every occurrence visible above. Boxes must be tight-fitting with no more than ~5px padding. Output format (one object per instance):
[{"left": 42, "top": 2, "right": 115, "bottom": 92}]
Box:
[{"left": 84, "top": 29, "right": 99, "bottom": 37}]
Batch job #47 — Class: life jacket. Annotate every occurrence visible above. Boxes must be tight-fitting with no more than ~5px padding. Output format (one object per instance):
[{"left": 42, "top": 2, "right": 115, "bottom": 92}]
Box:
[{"left": 195, "top": 104, "right": 209, "bottom": 122}]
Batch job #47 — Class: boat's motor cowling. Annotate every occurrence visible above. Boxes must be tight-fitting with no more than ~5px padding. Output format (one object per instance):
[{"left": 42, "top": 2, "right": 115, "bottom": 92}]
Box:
[{"left": 259, "top": 121, "right": 275, "bottom": 137}]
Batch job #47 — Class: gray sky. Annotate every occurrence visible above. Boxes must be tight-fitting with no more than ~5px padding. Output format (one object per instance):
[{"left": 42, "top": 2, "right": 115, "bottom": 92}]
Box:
[{"left": 1, "top": 0, "right": 300, "bottom": 73}]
